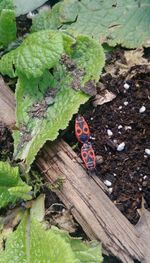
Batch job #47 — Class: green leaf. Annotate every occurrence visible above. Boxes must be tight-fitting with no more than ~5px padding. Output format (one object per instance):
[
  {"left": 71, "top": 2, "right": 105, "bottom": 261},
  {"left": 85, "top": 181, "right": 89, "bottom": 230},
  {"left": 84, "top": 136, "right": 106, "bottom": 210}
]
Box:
[
  {"left": 31, "top": 2, "right": 62, "bottom": 32},
  {"left": 0, "top": 0, "right": 14, "bottom": 11},
  {"left": 0, "top": 9, "right": 17, "bottom": 47},
  {"left": 13, "top": 35, "right": 105, "bottom": 171},
  {"left": 13, "top": 0, "right": 48, "bottom": 16},
  {"left": 32, "top": 0, "right": 150, "bottom": 48},
  {"left": 0, "top": 30, "right": 64, "bottom": 78},
  {"left": 0, "top": 161, "right": 32, "bottom": 208},
  {"left": 0, "top": 196, "right": 103, "bottom": 263}
]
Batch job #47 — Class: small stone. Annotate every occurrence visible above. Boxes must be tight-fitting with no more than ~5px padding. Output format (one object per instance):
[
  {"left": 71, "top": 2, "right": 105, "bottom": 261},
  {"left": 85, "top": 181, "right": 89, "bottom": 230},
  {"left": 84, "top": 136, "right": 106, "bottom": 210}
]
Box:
[
  {"left": 113, "top": 139, "right": 118, "bottom": 145},
  {"left": 125, "top": 126, "right": 132, "bottom": 130},
  {"left": 117, "top": 142, "right": 125, "bottom": 151},
  {"left": 90, "top": 117, "right": 94, "bottom": 120},
  {"left": 142, "top": 181, "right": 147, "bottom": 187},
  {"left": 139, "top": 187, "right": 142, "bottom": 191},
  {"left": 104, "top": 180, "right": 112, "bottom": 187},
  {"left": 124, "top": 101, "right": 128, "bottom": 106},
  {"left": 145, "top": 149, "right": 150, "bottom": 155},
  {"left": 124, "top": 83, "right": 130, "bottom": 90},
  {"left": 108, "top": 188, "right": 113, "bottom": 194},
  {"left": 118, "top": 125, "right": 123, "bottom": 129},
  {"left": 118, "top": 106, "right": 122, "bottom": 110},
  {"left": 96, "top": 155, "right": 104, "bottom": 164},
  {"left": 90, "top": 136, "right": 96, "bottom": 140},
  {"left": 143, "top": 175, "right": 147, "bottom": 180},
  {"left": 139, "top": 106, "right": 146, "bottom": 113},
  {"left": 107, "top": 129, "right": 113, "bottom": 137},
  {"left": 27, "top": 11, "right": 36, "bottom": 19}
]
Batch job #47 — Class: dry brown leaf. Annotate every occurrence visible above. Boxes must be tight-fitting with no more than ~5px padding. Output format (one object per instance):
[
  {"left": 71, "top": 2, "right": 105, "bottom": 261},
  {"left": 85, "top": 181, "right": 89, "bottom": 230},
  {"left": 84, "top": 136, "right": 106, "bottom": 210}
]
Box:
[
  {"left": 52, "top": 209, "right": 77, "bottom": 233},
  {"left": 92, "top": 89, "right": 116, "bottom": 107},
  {"left": 124, "top": 48, "right": 148, "bottom": 67},
  {"left": 104, "top": 48, "right": 150, "bottom": 78},
  {"left": 135, "top": 199, "right": 150, "bottom": 263},
  {"left": 0, "top": 208, "right": 23, "bottom": 251}
]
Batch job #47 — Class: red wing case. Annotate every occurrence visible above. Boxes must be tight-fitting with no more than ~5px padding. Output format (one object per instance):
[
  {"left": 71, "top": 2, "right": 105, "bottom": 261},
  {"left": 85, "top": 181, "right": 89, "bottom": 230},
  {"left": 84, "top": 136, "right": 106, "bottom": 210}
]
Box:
[
  {"left": 81, "top": 142, "right": 96, "bottom": 171},
  {"left": 75, "top": 116, "right": 90, "bottom": 143}
]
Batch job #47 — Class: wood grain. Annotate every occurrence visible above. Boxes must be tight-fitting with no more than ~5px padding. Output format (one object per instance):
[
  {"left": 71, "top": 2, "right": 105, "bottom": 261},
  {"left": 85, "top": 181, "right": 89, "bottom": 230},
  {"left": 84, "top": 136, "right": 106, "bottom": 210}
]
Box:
[
  {"left": 37, "top": 140, "right": 145, "bottom": 263},
  {"left": 0, "top": 77, "right": 16, "bottom": 126}
]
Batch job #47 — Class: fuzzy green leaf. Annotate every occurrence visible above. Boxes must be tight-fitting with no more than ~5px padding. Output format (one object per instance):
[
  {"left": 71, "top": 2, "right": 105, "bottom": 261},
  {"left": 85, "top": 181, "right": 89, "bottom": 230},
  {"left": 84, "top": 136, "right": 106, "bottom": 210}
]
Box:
[
  {"left": 0, "top": 9, "right": 17, "bottom": 47},
  {"left": 0, "top": 161, "right": 32, "bottom": 208},
  {"left": 31, "top": 2, "right": 62, "bottom": 32},
  {"left": 0, "top": 197, "right": 103, "bottom": 263},
  {"left": 0, "top": 30, "right": 64, "bottom": 78},
  {"left": 13, "top": 0, "right": 48, "bottom": 16},
  {"left": 13, "top": 34, "right": 105, "bottom": 171},
  {"left": 0, "top": 0, "right": 14, "bottom": 11},
  {"left": 32, "top": 0, "right": 150, "bottom": 48}
]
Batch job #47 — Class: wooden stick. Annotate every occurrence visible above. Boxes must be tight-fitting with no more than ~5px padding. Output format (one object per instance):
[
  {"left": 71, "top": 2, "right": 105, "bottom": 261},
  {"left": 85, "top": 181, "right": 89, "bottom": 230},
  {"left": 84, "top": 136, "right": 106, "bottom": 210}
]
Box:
[{"left": 0, "top": 78, "right": 146, "bottom": 263}]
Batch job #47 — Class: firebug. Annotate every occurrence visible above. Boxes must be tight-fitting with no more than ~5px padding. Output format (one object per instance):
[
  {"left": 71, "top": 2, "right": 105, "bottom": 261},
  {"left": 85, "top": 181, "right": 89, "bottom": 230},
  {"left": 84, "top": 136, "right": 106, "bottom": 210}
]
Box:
[
  {"left": 81, "top": 142, "right": 96, "bottom": 171},
  {"left": 75, "top": 115, "right": 90, "bottom": 143}
]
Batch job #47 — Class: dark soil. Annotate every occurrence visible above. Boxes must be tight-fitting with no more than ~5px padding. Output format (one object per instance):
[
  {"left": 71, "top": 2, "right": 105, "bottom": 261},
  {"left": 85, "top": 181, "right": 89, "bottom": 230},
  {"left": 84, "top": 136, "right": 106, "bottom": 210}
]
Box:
[
  {"left": 64, "top": 51, "right": 150, "bottom": 225},
  {"left": 0, "top": 122, "right": 13, "bottom": 161}
]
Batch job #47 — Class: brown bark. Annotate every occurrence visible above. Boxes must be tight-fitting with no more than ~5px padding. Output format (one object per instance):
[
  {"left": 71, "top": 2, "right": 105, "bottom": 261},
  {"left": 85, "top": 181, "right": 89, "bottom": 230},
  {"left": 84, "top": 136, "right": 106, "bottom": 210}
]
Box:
[{"left": 0, "top": 79, "right": 147, "bottom": 263}]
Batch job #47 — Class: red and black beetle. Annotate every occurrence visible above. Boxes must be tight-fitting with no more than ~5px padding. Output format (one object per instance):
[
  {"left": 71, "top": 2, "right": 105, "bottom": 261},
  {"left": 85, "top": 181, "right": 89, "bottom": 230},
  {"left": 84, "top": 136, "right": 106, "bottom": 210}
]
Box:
[
  {"left": 75, "top": 115, "right": 90, "bottom": 144},
  {"left": 81, "top": 142, "right": 96, "bottom": 171}
]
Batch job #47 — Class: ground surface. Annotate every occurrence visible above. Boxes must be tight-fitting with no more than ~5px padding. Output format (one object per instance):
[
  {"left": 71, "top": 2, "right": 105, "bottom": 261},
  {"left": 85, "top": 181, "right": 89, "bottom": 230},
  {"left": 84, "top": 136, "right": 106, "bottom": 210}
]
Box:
[
  {"left": 0, "top": 7, "right": 149, "bottom": 263},
  {"left": 64, "top": 49, "right": 150, "bottom": 224}
]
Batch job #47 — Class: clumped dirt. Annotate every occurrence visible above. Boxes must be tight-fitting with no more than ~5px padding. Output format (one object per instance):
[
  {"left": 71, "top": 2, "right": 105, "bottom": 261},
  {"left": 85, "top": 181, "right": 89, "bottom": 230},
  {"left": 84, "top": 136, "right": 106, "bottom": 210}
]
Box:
[
  {"left": 16, "top": 15, "right": 32, "bottom": 37},
  {"left": 0, "top": 122, "right": 13, "bottom": 161},
  {"left": 64, "top": 50, "right": 150, "bottom": 224}
]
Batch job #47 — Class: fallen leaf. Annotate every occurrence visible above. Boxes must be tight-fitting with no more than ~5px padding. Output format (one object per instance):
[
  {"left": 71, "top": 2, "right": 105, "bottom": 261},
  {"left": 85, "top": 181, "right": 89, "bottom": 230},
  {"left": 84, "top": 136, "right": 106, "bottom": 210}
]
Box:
[
  {"left": 0, "top": 207, "right": 23, "bottom": 252},
  {"left": 51, "top": 209, "right": 77, "bottom": 233},
  {"left": 104, "top": 48, "right": 150, "bottom": 79},
  {"left": 135, "top": 199, "right": 150, "bottom": 263},
  {"left": 92, "top": 90, "right": 116, "bottom": 107}
]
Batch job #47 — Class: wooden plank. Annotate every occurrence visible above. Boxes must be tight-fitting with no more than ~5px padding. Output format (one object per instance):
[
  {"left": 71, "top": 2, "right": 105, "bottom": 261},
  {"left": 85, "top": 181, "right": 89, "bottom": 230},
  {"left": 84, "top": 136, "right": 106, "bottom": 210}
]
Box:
[
  {"left": 37, "top": 140, "right": 145, "bottom": 263},
  {"left": 0, "top": 77, "right": 16, "bottom": 126},
  {"left": 0, "top": 78, "right": 146, "bottom": 263}
]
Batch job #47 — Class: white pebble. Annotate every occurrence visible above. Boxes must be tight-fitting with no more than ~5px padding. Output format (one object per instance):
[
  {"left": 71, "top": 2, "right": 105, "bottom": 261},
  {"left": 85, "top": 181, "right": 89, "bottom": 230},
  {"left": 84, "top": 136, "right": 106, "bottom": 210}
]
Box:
[
  {"left": 118, "top": 125, "right": 123, "bottom": 129},
  {"left": 143, "top": 175, "right": 147, "bottom": 180},
  {"left": 107, "top": 129, "right": 113, "bottom": 137},
  {"left": 90, "top": 136, "right": 96, "bottom": 140},
  {"left": 139, "top": 187, "right": 142, "bottom": 191},
  {"left": 104, "top": 180, "right": 112, "bottom": 187},
  {"left": 124, "top": 101, "right": 128, "bottom": 106},
  {"left": 113, "top": 139, "right": 118, "bottom": 145},
  {"left": 117, "top": 142, "right": 125, "bottom": 151},
  {"left": 118, "top": 106, "right": 122, "bottom": 110},
  {"left": 124, "top": 83, "right": 130, "bottom": 90},
  {"left": 90, "top": 117, "right": 94, "bottom": 120},
  {"left": 27, "top": 11, "right": 36, "bottom": 19},
  {"left": 108, "top": 188, "right": 113, "bottom": 194},
  {"left": 145, "top": 149, "right": 150, "bottom": 155},
  {"left": 125, "top": 126, "right": 132, "bottom": 130},
  {"left": 139, "top": 106, "right": 146, "bottom": 113}
]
